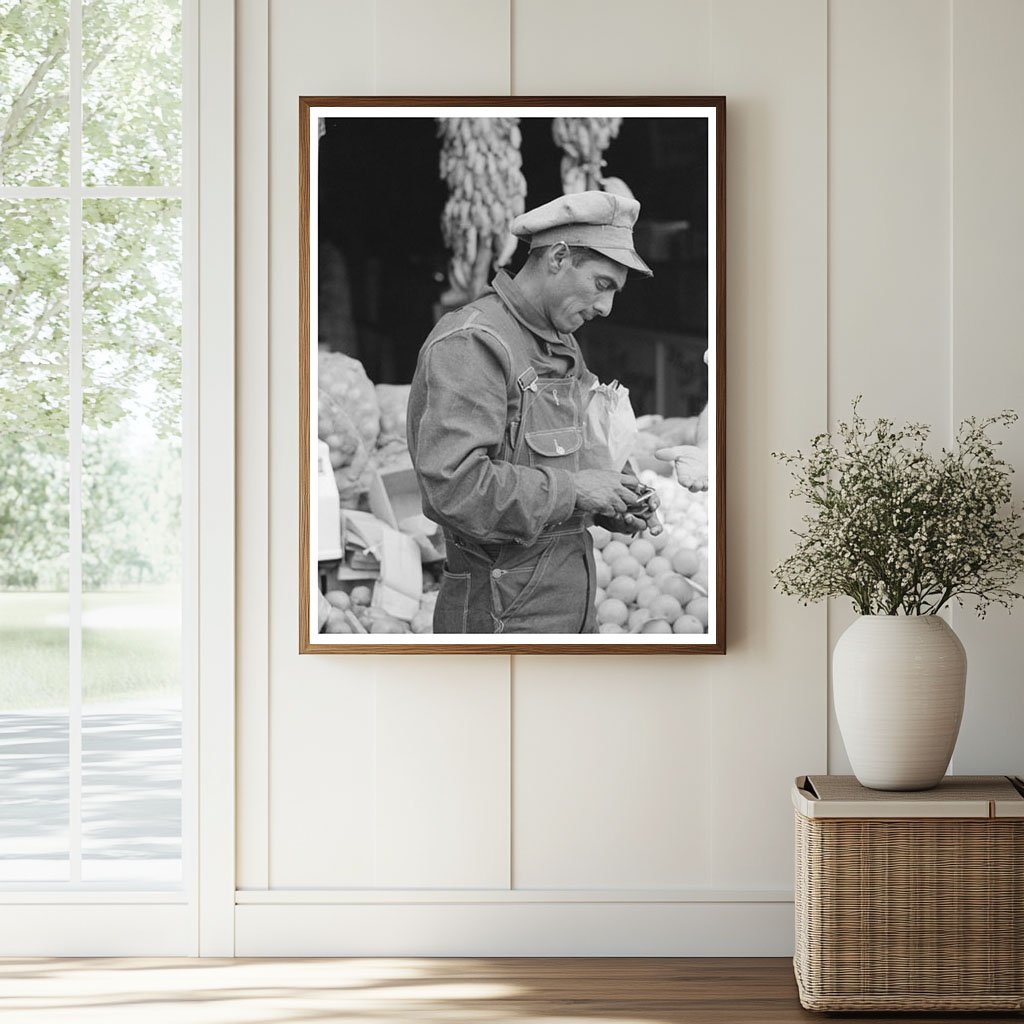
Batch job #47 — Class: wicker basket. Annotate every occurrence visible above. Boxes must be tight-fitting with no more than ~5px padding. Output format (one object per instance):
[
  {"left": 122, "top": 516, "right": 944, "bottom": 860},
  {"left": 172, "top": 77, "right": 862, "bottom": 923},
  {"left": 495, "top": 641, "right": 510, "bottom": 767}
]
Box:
[{"left": 793, "top": 775, "right": 1024, "bottom": 1012}]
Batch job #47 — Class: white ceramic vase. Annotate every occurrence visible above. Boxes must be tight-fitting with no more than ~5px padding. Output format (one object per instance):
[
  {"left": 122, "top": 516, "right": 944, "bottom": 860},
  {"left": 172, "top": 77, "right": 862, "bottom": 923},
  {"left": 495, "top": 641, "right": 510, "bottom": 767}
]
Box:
[{"left": 833, "top": 615, "right": 967, "bottom": 791}]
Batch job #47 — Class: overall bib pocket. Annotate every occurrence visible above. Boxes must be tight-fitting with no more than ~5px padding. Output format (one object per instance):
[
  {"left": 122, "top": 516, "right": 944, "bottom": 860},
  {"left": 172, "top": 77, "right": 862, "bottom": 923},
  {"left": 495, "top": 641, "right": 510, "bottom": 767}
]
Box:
[
  {"left": 518, "top": 378, "right": 583, "bottom": 474},
  {"left": 523, "top": 426, "right": 583, "bottom": 471}
]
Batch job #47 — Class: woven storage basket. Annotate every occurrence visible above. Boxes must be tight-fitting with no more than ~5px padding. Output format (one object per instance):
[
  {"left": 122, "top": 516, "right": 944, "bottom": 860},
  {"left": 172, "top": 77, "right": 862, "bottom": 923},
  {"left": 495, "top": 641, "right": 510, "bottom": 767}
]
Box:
[{"left": 793, "top": 775, "right": 1024, "bottom": 1012}]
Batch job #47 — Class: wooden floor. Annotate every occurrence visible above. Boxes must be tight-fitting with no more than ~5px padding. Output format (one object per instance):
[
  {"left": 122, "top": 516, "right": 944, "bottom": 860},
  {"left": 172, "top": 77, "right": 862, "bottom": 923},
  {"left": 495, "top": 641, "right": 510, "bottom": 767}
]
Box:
[{"left": 0, "top": 957, "right": 1020, "bottom": 1023}]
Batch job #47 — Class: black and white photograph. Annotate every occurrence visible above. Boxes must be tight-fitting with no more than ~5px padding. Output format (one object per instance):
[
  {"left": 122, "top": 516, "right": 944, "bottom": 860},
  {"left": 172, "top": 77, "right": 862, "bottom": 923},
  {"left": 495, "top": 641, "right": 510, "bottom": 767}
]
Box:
[{"left": 300, "top": 98, "right": 725, "bottom": 653}]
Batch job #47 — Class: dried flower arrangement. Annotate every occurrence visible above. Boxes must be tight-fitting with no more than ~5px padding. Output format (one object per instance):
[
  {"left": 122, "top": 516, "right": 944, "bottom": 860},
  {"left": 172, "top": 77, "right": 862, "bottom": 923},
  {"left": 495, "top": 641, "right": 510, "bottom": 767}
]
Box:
[{"left": 772, "top": 401, "right": 1024, "bottom": 616}]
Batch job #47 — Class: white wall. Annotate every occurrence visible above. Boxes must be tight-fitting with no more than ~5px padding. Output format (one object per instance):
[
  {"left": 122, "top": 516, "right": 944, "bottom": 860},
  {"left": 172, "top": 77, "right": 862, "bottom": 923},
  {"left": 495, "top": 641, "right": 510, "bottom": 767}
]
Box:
[{"left": 234, "top": 0, "right": 1024, "bottom": 955}]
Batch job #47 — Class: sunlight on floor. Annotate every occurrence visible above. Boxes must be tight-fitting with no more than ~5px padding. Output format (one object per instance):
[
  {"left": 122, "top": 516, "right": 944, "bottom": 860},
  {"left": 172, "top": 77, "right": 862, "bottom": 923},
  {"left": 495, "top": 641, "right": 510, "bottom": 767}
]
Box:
[{"left": 0, "top": 958, "right": 670, "bottom": 1024}]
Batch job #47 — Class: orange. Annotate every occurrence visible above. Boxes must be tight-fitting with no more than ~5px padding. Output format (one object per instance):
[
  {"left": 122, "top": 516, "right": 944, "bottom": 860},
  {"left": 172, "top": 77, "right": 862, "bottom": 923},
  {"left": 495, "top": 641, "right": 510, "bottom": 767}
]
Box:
[
  {"left": 628, "top": 608, "right": 652, "bottom": 632},
  {"left": 640, "top": 618, "right": 673, "bottom": 634},
  {"left": 685, "top": 596, "right": 709, "bottom": 627},
  {"left": 602, "top": 540, "right": 630, "bottom": 565},
  {"left": 610, "top": 555, "right": 643, "bottom": 580},
  {"left": 658, "top": 573, "right": 694, "bottom": 606},
  {"left": 629, "top": 538, "right": 656, "bottom": 566},
  {"left": 596, "top": 597, "right": 629, "bottom": 626},
  {"left": 671, "top": 548, "right": 700, "bottom": 577},
  {"left": 606, "top": 575, "right": 639, "bottom": 604},
  {"left": 644, "top": 555, "right": 672, "bottom": 578},
  {"left": 672, "top": 614, "right": 705, "bottom": 634},
  {"left": 649, "top": 594, "right": 684, "bottom": 623}
]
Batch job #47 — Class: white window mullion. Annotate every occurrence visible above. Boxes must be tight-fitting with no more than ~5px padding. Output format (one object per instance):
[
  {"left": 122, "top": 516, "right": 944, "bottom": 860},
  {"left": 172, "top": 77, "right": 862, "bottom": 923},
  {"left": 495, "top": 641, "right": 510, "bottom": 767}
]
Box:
[
  {"left": 0, "top": 187, "right": 69, "bottom": 199},
  {"left": 0, "top": 186, "right": 183, "bottom": 200},
  {"left": 85, "top": 186, "right": 183, "bottom": 198},
  {"left": 181, "top": 0, "right": 200, "bottom": 914},
  {"left": 68, "top": 0, "right": 83, "bottom": 885},
  {"left": 0, "top": 0, "right": 201, "bottom": 929}
]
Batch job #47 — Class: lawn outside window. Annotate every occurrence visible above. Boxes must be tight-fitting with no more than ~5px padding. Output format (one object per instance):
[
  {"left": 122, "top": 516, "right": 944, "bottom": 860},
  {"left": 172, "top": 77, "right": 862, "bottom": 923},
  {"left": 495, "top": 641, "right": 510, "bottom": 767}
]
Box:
[{"left": 0, "top": 0, "right": 195, "bottom": 892}]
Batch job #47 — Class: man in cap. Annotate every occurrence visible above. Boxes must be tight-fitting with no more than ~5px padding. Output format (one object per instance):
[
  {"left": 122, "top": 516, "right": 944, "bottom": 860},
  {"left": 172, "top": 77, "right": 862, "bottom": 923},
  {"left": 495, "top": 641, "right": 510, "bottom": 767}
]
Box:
[{"left": 408, "top": 190, "right": 658, "bottom": 634}]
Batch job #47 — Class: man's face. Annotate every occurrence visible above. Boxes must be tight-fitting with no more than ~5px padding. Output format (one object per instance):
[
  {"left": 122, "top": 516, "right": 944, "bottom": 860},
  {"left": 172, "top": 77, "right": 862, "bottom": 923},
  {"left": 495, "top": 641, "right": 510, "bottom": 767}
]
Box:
[{"left": 542, "top": 249, "right": 629, "bottom": 334}]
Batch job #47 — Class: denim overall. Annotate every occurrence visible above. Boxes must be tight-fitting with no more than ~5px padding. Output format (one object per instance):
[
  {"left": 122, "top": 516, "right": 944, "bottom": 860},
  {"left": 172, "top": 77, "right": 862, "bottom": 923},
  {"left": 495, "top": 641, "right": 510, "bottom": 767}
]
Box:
[{"left": 428, "top": 296, "right": 599, "bottom": 635}]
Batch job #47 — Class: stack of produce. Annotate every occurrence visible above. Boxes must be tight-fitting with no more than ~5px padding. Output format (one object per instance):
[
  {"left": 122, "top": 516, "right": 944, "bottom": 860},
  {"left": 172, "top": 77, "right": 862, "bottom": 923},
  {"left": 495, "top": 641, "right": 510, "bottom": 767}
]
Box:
[
  {"left": 317, "top": 351, "right": 380, "bottom": 506},
  {"left": 592, "top": 470, "right": 710, "bottom": 635},
  {"left": 317, "top": 360, "right": 712, "bottom": 636},
  {"left": 319, "top": 578, "right": 440, "bottom": 636},
  {"left": 375, "top": 383, "right": 409, "bottom": 443},
  {"left": 318, "top": 467, "right": 709, "bottom": 638},
  {"left": 438, "top": 117, "right": 527, "bottom": 306},
  {"left": 316, "top": 354, "right": 419, "bottom": 500},
  {"left": 630, "top": 413, "right": 702, "bottom": 475},
  {"left": 316, "top": 361, "right": 440, "bottom": 636},
  {"left": 374, "top": 383, "right": 412, "bottom": 469}
]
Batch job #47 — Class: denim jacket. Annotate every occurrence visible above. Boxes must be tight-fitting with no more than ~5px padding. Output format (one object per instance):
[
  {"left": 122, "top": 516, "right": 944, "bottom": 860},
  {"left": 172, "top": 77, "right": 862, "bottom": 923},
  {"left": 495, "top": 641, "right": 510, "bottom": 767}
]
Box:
[{"left": 408, "top": 271, "right": 598, "bottom": 547}]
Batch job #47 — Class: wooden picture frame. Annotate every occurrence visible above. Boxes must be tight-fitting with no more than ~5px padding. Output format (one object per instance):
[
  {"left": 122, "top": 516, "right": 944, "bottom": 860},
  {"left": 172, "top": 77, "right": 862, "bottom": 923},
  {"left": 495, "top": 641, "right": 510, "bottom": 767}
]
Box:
[{"left": 300, "top": 97, "right": 725, "bottom": 654}]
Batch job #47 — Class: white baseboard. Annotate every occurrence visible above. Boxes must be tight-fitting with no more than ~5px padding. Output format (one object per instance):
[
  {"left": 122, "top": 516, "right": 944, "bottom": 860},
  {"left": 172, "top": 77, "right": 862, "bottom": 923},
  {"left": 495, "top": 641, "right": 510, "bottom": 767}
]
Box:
[
  {"left": 235, "top": 899, "right": 795, "bottom": 956},
  {"left": 0, "top": 904, "right": 196, "bottom": 956}
]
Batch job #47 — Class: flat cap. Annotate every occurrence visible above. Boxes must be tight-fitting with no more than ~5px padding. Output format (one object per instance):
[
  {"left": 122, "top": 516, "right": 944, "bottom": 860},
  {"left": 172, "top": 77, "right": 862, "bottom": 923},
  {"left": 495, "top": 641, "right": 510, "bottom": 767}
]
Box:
[{"left": 511, "top": 190, "right": 653, "bottom": 277}]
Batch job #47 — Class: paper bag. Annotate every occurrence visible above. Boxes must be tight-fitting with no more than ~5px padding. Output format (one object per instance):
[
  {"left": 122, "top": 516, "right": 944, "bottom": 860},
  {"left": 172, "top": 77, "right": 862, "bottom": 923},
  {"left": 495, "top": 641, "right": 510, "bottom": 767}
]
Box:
[{"left": 583, "top": 380, "right": 638, "bottom": 470}]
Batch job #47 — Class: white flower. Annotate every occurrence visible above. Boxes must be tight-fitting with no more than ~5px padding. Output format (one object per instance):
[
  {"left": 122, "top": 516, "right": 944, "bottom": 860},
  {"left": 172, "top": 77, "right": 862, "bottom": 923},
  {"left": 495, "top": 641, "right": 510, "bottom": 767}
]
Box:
[{"left": 772, "top": 401, "right": 1024, "bottom": 617}]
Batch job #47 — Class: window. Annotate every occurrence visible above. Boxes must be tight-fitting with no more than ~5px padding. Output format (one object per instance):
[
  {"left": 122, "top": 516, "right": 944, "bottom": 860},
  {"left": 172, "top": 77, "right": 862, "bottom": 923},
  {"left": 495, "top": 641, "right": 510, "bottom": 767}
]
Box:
[{"left": 0, "top": 0, "right": 193, "bottom": 891}]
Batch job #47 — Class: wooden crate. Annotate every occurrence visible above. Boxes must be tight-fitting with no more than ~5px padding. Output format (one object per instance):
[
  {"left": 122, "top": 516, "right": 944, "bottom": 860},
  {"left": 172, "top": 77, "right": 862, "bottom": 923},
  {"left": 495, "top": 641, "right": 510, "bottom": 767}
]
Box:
[{"left": 793, "top": 775, "right": 1024, "bottom": 1011}]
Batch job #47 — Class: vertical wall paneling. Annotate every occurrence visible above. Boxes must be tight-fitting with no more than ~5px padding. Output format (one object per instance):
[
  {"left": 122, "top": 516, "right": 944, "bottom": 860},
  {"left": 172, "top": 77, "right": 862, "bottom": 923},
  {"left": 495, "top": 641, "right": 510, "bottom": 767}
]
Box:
[
  {"left": 949, "top": 0, "right": 1024, "bottom": 777},
  {"left": 509, "top": 0, "right": 721, "bottom": 897},
  {"left": 376, "top": 0, "right": 511, "bottom": 95},
  {"left": 512, "top": 0, "right": 712, "bottom": 95},
  {"left": 827, "top": 0, "right": 952, "bottom": 773},
  {"left": 197, "top": 0, "right": 237, "bottom": 955},
  {"left": 232, "top": 0, "right": 1024, "bottom": 955},
  {"left": 708, "top": 0, "right": 828, "bottom": 889},
  {"left": 828, "top": 0, "right": 950, "bottom": 428},
  {"left": 270, "top": 671, "right": 379, "bottom": 886},
  {"left": 266, "top": 0, "right": 377, "bottom": 887},
  {"left": 374, "top": 659, "right": 511, "bottom": 888},
  {"left": 236, "top": 0, "right": 271, "bottom": 892},
  {"left": 513, "top": 659, "right": 713, "bottom": 889},
  {"left": 266, "top": 0, "right": 515, "bottom": 890},
  {"left": 367, "top": 0, "right": 516, "bottom": 892}
]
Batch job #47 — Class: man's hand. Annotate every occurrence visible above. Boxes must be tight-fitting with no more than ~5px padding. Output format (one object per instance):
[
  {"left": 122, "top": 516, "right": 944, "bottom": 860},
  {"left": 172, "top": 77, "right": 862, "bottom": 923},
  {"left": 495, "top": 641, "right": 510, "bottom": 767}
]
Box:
[
  {"left": 595, "top": 503, "right": 663, "bottom": 538},
  {"left": 597, "top": 484, "right": 663, "bottom": 537},
  {"left": 636, "top": 491, "right": 663, "bottom": 536},
  {"left": 655, "top": 445, "right": 708, "bottom": 492},
  {"left": 573, "top": 470, "right": 640, "bottom": 516}
]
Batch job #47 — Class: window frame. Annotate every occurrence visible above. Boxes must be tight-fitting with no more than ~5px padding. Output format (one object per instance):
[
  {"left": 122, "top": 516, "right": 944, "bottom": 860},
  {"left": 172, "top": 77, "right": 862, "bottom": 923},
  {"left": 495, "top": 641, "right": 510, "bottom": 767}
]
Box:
[{"left": 0, "top": 0, "right": 235, "bottom": 955}]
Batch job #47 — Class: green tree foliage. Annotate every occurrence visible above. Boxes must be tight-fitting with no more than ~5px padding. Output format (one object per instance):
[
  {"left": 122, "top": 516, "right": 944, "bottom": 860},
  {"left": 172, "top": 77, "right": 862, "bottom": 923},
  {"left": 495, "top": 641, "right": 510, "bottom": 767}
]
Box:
[
  {"left": 83, "top": 427, "right": 181, "bottom": 589},
  {"left": 84, "top": 198, "right": 182, "bottom": 438},
  {"left": 0, "top": 199, "right": 70, "bottom": 588},
  {"left": 0, "top": 199, "right": 68, "bottom": 443},
  {"left": 0, "top": 0, "right": 69, "bottom": 186},
  {"left": 82, "top": 0, "right": 181, "bottom": 186},
  {"left": 0, "top": 0, "right": 182, "bottom": 590},
  {"left": 0, "top": 441, "right": 68, "bottom": 588}
]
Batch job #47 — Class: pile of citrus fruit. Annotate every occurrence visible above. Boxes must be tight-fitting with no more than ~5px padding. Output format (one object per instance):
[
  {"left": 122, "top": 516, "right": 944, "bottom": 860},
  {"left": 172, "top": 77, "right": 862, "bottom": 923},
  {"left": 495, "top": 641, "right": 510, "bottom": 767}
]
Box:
[{"left": 592, "top": 471, "right": 710, "bottom": 635}]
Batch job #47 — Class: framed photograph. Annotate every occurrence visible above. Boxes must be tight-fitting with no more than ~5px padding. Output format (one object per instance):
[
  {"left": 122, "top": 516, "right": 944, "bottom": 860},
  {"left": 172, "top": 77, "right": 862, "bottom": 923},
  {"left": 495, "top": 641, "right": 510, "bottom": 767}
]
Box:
[{"left": 300, "top": 97, "right": 725, "bottom": 654}]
